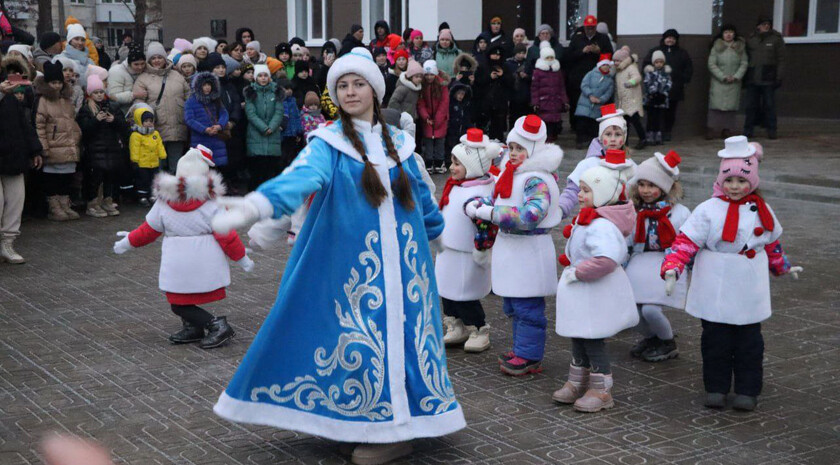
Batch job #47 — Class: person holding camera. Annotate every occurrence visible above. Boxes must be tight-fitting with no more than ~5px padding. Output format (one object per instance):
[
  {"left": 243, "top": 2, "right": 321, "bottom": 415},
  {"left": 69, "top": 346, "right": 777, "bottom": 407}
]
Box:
[{"left": 76, "top": 74, "right": 129, "bottom": 217}]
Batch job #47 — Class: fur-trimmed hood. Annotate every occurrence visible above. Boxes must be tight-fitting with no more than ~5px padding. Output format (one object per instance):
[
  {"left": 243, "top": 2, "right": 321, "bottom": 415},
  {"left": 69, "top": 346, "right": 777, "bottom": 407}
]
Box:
[
  {"left": 190, "top": 71, "right": 222, "bottom": 103},
  {"left": 153, "top": 170, "right": 227, "bottom": 204},
  {"left": 2, "top": 55, "right": 36, "bottom": 80},
  {"left": 713, "top": 37, "right": 745, "bottom": 53},
  {"left": 33, "top": 75, "right": 74, "bottom": 100},
  {"left": 243, "top": 80, "right": 284, "bottom": 101},
  {"left": 449, "top": 81, "right": 472, "bottom": 100},
  {"left": 398, "top": 71, "right": 421, "bottom": 91},
  {"left": 453, "top": 53, "right": 478, "bottom": 73},
  {"left": 644, "top": 64, "right": 672, "bottom": 74},
  {"left": 616, "top": 53, "right": 638, "bottom": 71},
  {"left": 507, "top": 142, "right": 564, "bottom": 174}
]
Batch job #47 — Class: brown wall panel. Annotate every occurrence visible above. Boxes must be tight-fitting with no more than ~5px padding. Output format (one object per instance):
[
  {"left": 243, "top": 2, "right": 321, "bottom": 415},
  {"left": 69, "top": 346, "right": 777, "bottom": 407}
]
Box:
[{"left": 162, "top": 0, "right": 286, "bottom": 52}]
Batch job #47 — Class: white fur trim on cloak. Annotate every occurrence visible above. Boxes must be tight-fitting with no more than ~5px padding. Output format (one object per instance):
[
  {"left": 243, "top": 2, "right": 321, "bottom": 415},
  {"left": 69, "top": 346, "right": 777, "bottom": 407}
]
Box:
[{"left": 153, "top": 171, "right": 227, "bottom": 203}]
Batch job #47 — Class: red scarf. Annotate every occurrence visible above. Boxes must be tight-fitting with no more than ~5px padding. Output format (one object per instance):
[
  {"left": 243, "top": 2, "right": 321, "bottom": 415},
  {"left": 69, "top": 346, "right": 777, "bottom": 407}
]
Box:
[
  {"left": 493, "top": 160, "right": 519, "bottom": 199},
  {"left": 438, "top": 178, "right": 466, "bottom": 210},
  {"left": 575, "top": 207, "right": 600, "bottom": 225},
  {"left": 719, "top": 194, "right": 774, "bottom": 243},
  {"left": 634, "top": 205, "right": 676, "bottom": 248}
]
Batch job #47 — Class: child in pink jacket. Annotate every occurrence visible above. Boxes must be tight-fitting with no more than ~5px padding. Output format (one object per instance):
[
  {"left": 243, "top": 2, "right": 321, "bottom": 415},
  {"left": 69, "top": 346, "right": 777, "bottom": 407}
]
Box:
[{"left": 417, "top": 60, "right": 449, "bottom": 173}]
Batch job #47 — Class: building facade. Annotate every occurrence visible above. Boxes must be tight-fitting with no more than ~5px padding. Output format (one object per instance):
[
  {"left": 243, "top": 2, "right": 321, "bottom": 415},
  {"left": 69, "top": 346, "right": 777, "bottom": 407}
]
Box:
[{"left": 159, "top": 0, "right": 839, "bottom": 134}]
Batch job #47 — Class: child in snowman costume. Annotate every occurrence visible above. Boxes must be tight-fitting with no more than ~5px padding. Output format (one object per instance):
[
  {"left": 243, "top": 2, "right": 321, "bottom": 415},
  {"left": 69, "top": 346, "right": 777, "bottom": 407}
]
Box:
[
  {"left": 662, "top": 136, "right": 802, "bottom": 411},
  {"left": 466, "top": 114, "right": 564, "bottom": 376},
  {"left": 554, "top": 149, "right": 638, "bottom": 413},
  {"left": 113, "top": 145, "right": 253, "bottom": 349},
  {"left": 559, "top": 104, "right": 636, "bottom": 219},
  {"left": 436, "top": 128, "right": 501, "bottom": 353},
  {"left": 626, "top": 150, "right": 691, "bottom": 362}
]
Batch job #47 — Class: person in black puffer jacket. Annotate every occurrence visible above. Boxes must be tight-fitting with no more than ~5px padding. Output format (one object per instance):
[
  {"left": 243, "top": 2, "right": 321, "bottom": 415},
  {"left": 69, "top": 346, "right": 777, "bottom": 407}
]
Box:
[
  {"left": 0, "top": 59, "right": 43, "bottom": 263},
  {"left": 76, "top": 74, "right": 129, "bottom": 218},
  {"left": 642, "top": 29, "right": 693, "bottom": 141}
]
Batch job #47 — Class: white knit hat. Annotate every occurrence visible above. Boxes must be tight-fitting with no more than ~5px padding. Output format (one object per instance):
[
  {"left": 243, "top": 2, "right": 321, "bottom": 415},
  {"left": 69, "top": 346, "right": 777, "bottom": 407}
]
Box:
[
  {"left": 506, "top": 114, "right": 547, "bottom": 157},
  {"left": 246, "top": 40, "right": 261, "bottom": 52},
  {"left": 327, "top": 47, "right": 386, "bottom": 105},
  {"left": 253, "top": 64, "right": 270, "bottom": 78},
  {"left": 596, "top": 103, "right": 627, "bottom": 143},
  {"left": 66, "top": 23, "right": 86, "bottom": 43},
  {"left": 422, "top": 59, "right": 438, "bottom": 75},
  {"left": 580, "top": 149, "right": 634, "bottom": 207},
  {"left": 8, "top": 44, "right": 32, "bottom": 59},
  {"left": 145, "top": 41, "right": 167, "bottom": 60},
  {"left": 453, "top": 128, "right": 502, "bottom": 178},
  {"left": 651, "top": 50, "right": 666, "bottom": 63},
  {"left": 176, "top": 145, "right": 215, "bottom": 178},
  {"left": 539, "top": 41, "right": 555, "bottom": 59},
  {"left": 633, "top": 150, "right": 681, "bottom": 192}
]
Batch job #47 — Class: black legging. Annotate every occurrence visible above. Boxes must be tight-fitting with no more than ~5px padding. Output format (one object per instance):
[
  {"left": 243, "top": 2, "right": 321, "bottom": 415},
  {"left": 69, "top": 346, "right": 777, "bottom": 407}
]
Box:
[
  {"left": 663, "top": 100, "right": 679, "bottom": 134},
  {"left": 442, "top": 298, "right": 486, "bottom": 328},
  {"left": 43, "top": 172, "right": 73, "bottom": 196},
  {"left": 571, "top": 338, "right": 610, "bottom": 374},
  {"left": 171, "top": 304, "right": 214, "bottom": 327},
  {"left": 625, "top": 113, "right": 646, "bottom": 142}
]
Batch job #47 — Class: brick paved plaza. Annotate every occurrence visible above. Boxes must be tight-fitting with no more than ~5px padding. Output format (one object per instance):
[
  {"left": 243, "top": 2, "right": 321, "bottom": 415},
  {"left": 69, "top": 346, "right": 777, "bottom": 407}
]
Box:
[{"left": 2, "top": 129, "right": 839, "bottom": 464}]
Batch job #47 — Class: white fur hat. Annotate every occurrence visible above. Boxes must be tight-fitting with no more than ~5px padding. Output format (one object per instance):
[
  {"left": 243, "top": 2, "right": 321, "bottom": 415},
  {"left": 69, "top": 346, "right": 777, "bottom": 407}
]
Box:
[
  {"left": 253, "top": 64, "right": 270, "bottom": 78},
  {"left": 422, "top": 59, "right": 438, "bottom": 75},
  {"left": 327, "top": 47, "right": 386, "bottom": 105},
  {"left": 580, "top": 149, "right": 634, "bottom": 207},
  {"left": 177, "top": 145, "right": 216, "bottom": 178},
  {"left": 66, "top": 23, "right": 86, "bottom": 43},
  {"left": 453, "top": 128, "right": 501, "bottom": 178},
  {"left": 192, "top": 37, "right": 218, "bottom": 53},
  {"left": 633, "top": 150, "right": 681, "bottom": 192}
]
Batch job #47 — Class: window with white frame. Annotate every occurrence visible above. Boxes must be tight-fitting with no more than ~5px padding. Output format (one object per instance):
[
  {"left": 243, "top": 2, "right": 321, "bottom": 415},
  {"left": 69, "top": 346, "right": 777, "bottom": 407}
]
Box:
[
  {"left": 364, "top": 0, "right": 408, "bottom": 42},
  {"left": 533, "top": 0, "right": 598, "bottom": 44},
  {"left": 775, "top": 0, "right": 840, "bottom": 42},
  {"left": 287, "top": 0, "right": 328, "bottom": 45}
]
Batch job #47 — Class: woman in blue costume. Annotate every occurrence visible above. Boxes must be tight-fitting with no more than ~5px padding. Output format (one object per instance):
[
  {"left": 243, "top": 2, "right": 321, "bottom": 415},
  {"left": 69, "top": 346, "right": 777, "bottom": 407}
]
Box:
[{"left": 210, "top": 47, "right": 465, "bottom": 464}]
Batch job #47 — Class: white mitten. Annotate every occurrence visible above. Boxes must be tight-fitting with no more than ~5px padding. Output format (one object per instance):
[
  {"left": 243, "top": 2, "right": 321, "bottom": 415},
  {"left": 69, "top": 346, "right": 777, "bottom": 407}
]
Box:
[
  {"left": 564, "top": 268, "right": 580, "bottom": 284},
  {"left": 237, "top": 255, "right": 255, "bottom": 272},
  {"left": 788, "top": 266, "right": 803, "bottom": 280},
  {"left": 212, "top": 195, "right": 265, "bottom": 234},
  {"left": 472, "top": 249, "right": 492, "bottom": 268},
  {"left": 113, "top": 231, "right": 132, "bottom": 255},
  {"left": 429, "top": 236, "right": 444, "bottom": 255},
  {"left": 474, "top": 205, "right": 494, "bottom": 222},
  {"left": 464, "top": 200, "right": 481, "bottom": 218},
  {"left": 247, "top": 217, "right": 292, "bottom": 250},
  {"left": 664, "top": 269, "right": 677, "bottom": 296}
]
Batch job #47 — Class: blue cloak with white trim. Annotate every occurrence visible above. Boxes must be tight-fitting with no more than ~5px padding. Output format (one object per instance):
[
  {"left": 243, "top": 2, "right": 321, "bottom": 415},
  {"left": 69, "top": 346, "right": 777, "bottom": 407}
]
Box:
[{"left": 214, "top": 119, "right": 465, "bottom": 442}]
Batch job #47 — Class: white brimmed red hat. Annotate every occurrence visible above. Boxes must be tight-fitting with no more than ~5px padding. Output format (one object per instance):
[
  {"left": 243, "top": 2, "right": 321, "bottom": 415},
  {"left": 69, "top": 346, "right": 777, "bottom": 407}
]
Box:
[
  {"left": 634, "top": 150, "right": 681, "bottom": 192},
  {"left": 452, "top": 128, "right": 501, "bottom": 178},
  {"left": 506, "top": 114, "right": 547, "bottom": 156},
  {"left": 581, "top": 149, "right": 633, "bottom": 207},
  {"left": 597, "top": 53, "right": 613, "bottom": 68}
]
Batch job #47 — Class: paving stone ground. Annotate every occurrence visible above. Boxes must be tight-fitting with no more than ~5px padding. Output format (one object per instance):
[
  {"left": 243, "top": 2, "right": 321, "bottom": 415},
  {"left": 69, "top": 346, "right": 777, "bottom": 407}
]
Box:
[{"left": 1, "top": 132, "right": 839, "bottom": 465}]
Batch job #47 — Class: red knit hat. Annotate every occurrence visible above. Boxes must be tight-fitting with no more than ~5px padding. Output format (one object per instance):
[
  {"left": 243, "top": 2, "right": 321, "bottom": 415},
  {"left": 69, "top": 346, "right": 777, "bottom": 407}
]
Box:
[{"left": 584, "top": 15, "right": 598, "bottom": 27}]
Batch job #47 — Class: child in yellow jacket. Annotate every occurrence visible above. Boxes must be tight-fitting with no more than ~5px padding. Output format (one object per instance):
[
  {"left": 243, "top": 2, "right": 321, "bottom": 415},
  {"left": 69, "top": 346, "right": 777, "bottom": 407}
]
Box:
[{"left": 130, "top": 106, "right": 166, "bottom": 205}]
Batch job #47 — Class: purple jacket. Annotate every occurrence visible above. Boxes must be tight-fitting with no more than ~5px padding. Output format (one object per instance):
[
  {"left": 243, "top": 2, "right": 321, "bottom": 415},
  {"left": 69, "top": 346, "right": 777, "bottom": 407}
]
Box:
[
  {"left": 530, "top": 68, "right": 568, "bottom": 123},
  {"left": 558, "top": 138, "right": 604, "bottom": 218}
]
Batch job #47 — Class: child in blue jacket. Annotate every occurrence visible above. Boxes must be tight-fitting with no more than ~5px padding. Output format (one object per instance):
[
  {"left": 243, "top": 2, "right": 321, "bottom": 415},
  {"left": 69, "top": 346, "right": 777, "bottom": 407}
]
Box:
[{"left": 184, "top": 71, "right": 230, "bottom": 166}]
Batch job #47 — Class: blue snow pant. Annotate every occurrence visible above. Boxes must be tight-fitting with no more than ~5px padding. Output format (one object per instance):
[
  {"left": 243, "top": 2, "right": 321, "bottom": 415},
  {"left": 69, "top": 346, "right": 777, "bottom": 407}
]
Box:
[{"left": 503, "top": 297, "right": 547, "bottom": 361}]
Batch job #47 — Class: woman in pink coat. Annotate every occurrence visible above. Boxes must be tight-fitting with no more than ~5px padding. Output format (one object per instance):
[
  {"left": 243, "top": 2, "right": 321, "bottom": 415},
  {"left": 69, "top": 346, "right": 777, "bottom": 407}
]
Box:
[
  {"left": 417, "top": 59, "right": 450, "bottom": 173},
  {"left": 531, "top": 42, "right": 568, "bottom": 142}
]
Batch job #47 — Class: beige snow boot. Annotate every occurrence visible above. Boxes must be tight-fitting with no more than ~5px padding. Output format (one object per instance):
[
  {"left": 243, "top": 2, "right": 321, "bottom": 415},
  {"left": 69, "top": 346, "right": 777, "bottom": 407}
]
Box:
[
  {"left": 464, "top": 325, "right": 491, "bottom": 353},
  {"left": 552, "top": 364, "right": 590, "bottom": 404},
  {"left": 101, "top": 196, "right": 119, "bottom": 216},
  {"left": 47, "top": 196, "right": 69, "bottom": 221},
  {"left": 1, "top": 237, "right": 25, "bottom": 264},
  {"left": 573, "top": 373, "right": 615, "bottom": 412},
  {"left": 59, "top": 195, "right": 80, "bottom": 220},
  {"left": 443, "top": 316, "right": 469, "bottom": 346}
]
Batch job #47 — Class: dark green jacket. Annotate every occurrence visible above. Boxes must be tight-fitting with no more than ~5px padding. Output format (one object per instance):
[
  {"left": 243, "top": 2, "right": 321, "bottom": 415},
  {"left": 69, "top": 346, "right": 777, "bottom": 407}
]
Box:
[{"left": 244, "top": 82, "right": 287, "bottom": 157}]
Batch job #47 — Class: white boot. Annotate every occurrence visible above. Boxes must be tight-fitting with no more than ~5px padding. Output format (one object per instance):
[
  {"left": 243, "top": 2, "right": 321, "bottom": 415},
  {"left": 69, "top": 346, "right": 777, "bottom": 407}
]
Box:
[
  {"left": 443, "top": 317, "right": 469, "bottom": 346},
  {"left": 464, "top": 325, "right": 491, "bottom": 353},
  {"left": 1, "top": 238, "right": 25, "bottom": 264}
]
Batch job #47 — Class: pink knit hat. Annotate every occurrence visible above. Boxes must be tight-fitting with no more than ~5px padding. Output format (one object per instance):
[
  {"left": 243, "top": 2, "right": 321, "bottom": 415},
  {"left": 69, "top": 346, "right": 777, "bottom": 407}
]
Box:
[
  {"left": 86, "top": 74, "right": 105, "bottom": 93},
  {"left": 405, "top": 59, "right": 423, "bottom": 78},
  {"left": 438, "top": 29, "right": 453, "bottom": 41},
  {"left": 714, "top": 138, "right": 763, "bottom": 196},
  {"left": 173, "top": 38, "right": 192, "bottom": 52},
  {"left": 409, "top": 29, "right": 424, "bottom": 41}
]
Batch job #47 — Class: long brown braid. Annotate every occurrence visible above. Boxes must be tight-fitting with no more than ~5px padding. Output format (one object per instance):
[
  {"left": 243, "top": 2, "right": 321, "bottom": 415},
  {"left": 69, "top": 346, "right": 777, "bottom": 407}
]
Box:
[{"left": 337, "top": 100, "right": 415, "bottom": 211}]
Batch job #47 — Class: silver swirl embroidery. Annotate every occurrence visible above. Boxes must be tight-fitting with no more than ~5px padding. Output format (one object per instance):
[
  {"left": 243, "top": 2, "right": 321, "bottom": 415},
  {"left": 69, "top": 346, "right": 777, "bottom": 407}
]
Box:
[
  {"left": 401, "top": 223, "right": 458, "bottom": 414},
  {"left": 250, "top": 231, "right": 393, "bottom": 420}
]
